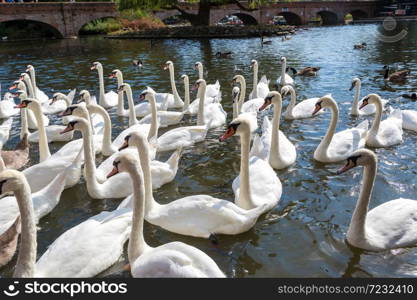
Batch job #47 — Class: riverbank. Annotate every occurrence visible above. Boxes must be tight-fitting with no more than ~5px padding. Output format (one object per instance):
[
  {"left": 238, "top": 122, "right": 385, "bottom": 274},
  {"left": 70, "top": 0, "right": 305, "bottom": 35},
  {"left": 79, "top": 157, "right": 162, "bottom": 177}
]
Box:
[{"left": 106, "top": 24, "right": 296, "bottom": 39}]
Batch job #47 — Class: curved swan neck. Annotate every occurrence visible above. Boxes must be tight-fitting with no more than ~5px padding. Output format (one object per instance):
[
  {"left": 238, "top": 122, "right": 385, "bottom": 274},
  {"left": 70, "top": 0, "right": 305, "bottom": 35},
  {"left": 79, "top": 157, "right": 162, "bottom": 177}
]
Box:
[
  {"left": 197, "top": 83, "right": 206, "bottom": 126},
  {"left": 270, "top": 97, "right": 283, "bottom": 162},
  {"left": 315, "top": 100, "right": 338, "bottom": 161},
  {"left": 284, "top": 87, "right": 296, "bottom": 118},
  {"left": 96, "top": 64, "right": 105, "bottom": 106},
  {"left": 88, "top": 104, "right": 113, "bottom": 154},
  {"left": 116, "top": 73, "right": 125, "bottom": 115},
  {"left": 30, "top": 102, "right": 51, "bottom": 161},
  {"left": 13, "top": 180, "right": 37, "bottom": 278},
  {"left": 237, "top": 77, "right": 246, "bottom": 113},
  {"left": 147, "top": 94, "right": 159, "bottom": 140},
  {"left": 20, "top": 108, "right": 30, "bottom": 139},
  {"left": 125, "top": 86, "right": 138, "bottom": 126},
  {"left": 252, "top": 63, "right": 258, "bottom": 99},
  {"left": 238, "top": 129, "right": 255, "bottom": 209},
  {"left": 79, "top": 121, "right": 100, "bottom": 191},
  {"left": 183, "top": 76, "right": 190, "bottom": 111},
  {"left": 369, "top": 98, "right": 383, "bottom": 135},
  {"left": 348, "top": 159, "right": 376, "bottom": 243},
  {"left": 169, "top": 65, "right": 181, "bottom": 104},
  {"left": 127, "top": 163, "right": 149, "bottom": 263},
  {"left": 352, "top": 81, "right": 361, "bottom": 115}
]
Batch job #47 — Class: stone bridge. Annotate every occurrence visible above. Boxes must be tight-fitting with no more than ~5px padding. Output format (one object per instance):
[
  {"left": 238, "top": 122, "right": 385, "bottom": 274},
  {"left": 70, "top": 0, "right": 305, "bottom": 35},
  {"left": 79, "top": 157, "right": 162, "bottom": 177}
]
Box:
[
  {"left": 154, "top": 1, "right": 378, "bottom": 26},
  {"left": 0, "top": 2, "right": 117, "bottom": 38}
]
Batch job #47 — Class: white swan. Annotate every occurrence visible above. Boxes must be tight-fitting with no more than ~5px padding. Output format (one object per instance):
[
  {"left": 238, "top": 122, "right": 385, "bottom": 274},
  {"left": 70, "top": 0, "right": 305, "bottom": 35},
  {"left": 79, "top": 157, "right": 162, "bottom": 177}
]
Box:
[
  {"left": 117, "top": 131, "right": 266, "bottom": 239},
  {"left": 337, "top": 149, "right": 417, "bottom": 251},
  {"left": 162, "top": 60, "right": 184, "bottom": 108},
  {"left": 184, "top": 75, "right": 219, "bottom": 116},
  {"left": 350, "top": 78, "right": 388, "bottom": 116},
  {"left": 195, "top": 61, "right": 221, "bottom": 101},
  {"left": 360, "top": 94, "right": 403, "bottom": 148},
  {"left": 42, "top": 89, "right": 76, "bottom": 115},
  {"left": 128, "top": 85, "right": 169, "bottom": 118},
  {"left": 76, "top": 89, "right": 107, "bottom": 134},
  {"left": 0, "top": 117, "right": 13, "bottom": 151},
  {"left": 276, "top": 56, "right": 294, "bottom": 87},
  {"left": 25, "top": 65, "right": 49, "bottom": 103},
  {"left": 220, "top": 114, "right": 282, "bottom": 213},
  {"left": 198, "top": 80, "right": 226, "bottom": 129},
  {"left": 281, "top": 85, "right": 321, "bottom": 120},
  {"left": 312, "top": 95, "right": 368, "bottom": 163},
  {"left": 109, "top": 69, "right": 127, "bottom": 116},
  {"left": 233, "top": 75, "right": 265, "bottom": 114},
  {"left": 248, "top": 60, "right": 270, "bottom": 100},
  {"left": 14, "top": 90, "right": 74, "bottom": 144},
  {"left": 156, "top": 79, "right": 211, "bottom": 152},
  {"left": 0, "top": 92, "right": 19, "bottom": 119},
  {"left": 251, "top": 91, "right": 297, "bottom": 169},
  {"left": 91, "top": 62, "right": 118, "bottom": 108},
  {"left": 401, "top": 109, "right": 417, "bottom": 132},
  {"left": 108, "top": 152, "right": 225, "bottom": 277}
]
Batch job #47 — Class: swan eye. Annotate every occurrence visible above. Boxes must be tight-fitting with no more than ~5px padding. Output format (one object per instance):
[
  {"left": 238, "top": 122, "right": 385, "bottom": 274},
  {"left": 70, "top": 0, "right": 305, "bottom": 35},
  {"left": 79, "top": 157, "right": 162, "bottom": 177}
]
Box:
[
  {"left": 124, "top": 135, "right": 131, "bottom": 142},
  {"left": 113, "top": 160, "right": 121, "bottom": 168}
]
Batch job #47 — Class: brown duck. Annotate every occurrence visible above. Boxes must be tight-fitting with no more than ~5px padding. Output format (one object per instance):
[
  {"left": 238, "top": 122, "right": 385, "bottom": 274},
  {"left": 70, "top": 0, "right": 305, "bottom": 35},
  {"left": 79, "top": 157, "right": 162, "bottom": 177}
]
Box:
[
  {"left": 383, "top": 65, "right": 409, "bottom": 83},
  {"left": 288, "top": 66, "right": 321, "bottom": 76}
]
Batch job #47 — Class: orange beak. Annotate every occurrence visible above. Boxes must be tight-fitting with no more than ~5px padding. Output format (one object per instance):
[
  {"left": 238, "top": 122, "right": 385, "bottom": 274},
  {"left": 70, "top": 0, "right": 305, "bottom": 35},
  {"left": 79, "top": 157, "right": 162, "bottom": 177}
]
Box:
[
  {"left": 107, "top": 166, "right": 119, "bottom": 178},
  {"left": 359, "top": 101, "right": 368, "bottom": 110},
  {"left": 337, "top": 160, "right": 355, "bottom": 175},
  {"left": 14, "top": 103, "right": 26, "bottom": 109},
  {"left": 60, "top": 125, "right": 73, "bottom": 134},
  {"left": 312, "top": 104, "right": 321, "bottom": 116},
  {"left": 259, "top": 101, "right": 270, "bottom": 112},
  {"left": 9, "top": 84, "right": 17, "bottom": 90},
  {"left": 119, "top": 140, "right": 129, "bottom": 151},
  {"left": 219, "top": 128, "right": 235, "bottom": 142}
]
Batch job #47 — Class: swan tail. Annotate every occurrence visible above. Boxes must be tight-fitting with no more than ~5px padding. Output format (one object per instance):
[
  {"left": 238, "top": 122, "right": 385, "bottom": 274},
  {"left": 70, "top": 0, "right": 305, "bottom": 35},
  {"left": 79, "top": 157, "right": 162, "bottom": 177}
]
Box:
[
  {"left": 356, "top": 120, "right": 369, "bottom": 131},
  {"left": 390, "top": 108, "right": 403, "bottom": 121},
  {"left": 165, "top": 146, "right": 183, "bottom": 174},
  {"left": 161, "top": 94, "right": 170, "bottom": 111},
  {"left": 66, "top": 89, "right": 76, "bottom": 105}
]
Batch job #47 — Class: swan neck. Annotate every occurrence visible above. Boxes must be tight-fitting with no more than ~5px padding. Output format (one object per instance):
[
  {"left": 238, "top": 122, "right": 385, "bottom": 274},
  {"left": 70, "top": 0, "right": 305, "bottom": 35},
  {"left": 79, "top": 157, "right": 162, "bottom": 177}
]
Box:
[
  {"left": 183, "top": 78, "right": 190, "bottom": 110},
  {"left": 20, "top": 108, "right": 30, "bottom": 139},
  {"left": 89, "top": 105, "right": 113, "bottom": 154},
  {"left": 25, "top": 77, "right": 35, "bottom": 99},
  {"left": 29, "top": 69, "right": 38, "bottom": 99},
  {"left": 198, "top": 65, "right": 203, "bottom": 80},
  {"left": 147, "top": 94, "right": 159, "bottom": 140},
  {"left": 316, "top": 102, "right": 338, "bottom": 161},
  {"left": 280, "top": 60, "right": 286, "bottom": 85},
  {"left": 13, "top": 181, "right": 37, "bottom": 278},
  {"left": 252, "top": 64, "right": 258, "bottom": 99},
  {"left": 126, "top": 87, "right": 138, "bottom": 126},
  {"left": 169, "top": 65, "right": 181, "bottom": 104},
  {"left": 270, "top": 100, "right": 282, "bottom": 161},
  {"left": 284, "top": 88, "right": 296, "bottom": 118},
  {"left": 352, "top": 82, "right": 361, "bottom": 115},
  {"left": 238, "top": 78, "right": 246, "bottom": 113},
  {"left": 117, "top": 74, "right": 125, "bottom": 115},
  {"left": 81, "top": 122, "right": 99, "bottom": 190},
  {"left": 369, "top": 99, "right": 382, "bottom": 135},
  {"left": 128, "top": 164, "right": 149, "bottom": 263},
  {"left": 233, "top": 95, "right": 239, "bottom": 119},
  {"left": 97, "top": 66, "right": 105, "bottom": 106},
  {"left": 197, "top": 84, "right": 206, "bottom": 126},
  {"left": 239, "top": 130, "right": 255, "bottom": 209},
  {"left": 31, "top": 103, "right": 51, "bottom": 161}
]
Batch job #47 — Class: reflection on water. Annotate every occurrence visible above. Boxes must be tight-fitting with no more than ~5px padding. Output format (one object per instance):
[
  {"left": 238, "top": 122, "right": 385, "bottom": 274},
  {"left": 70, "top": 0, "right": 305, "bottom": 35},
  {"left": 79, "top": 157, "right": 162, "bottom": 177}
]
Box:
[{"left": 0, "top": 23, "right": 417, "bottom": 277}]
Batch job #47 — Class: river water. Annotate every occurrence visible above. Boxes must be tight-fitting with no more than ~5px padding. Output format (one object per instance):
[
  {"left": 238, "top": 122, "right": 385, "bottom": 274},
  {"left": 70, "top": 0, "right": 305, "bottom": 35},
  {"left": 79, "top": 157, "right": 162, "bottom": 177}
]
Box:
[{"left": 0, "top": 23, "right": 416, "bottom": 278}]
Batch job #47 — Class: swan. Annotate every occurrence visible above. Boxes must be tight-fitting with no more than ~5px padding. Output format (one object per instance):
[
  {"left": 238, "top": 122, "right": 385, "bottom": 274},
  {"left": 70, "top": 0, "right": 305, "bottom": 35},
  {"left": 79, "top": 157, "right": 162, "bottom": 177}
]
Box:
[
  {"left": 76, "top": 90, "right": 107, "bottom": 134},
  {"left": 198, "top": 80, "right": 226, "bottom": 129},
  {"left": 25, "top": 65, "right": 49, "bottom": 103},
  {"left": 233, "top": 75, "right": 265, "bottom": 114},
  {"left": 108, "top": 152, "right": 225, "bottom": 277},
  {"left": 0, "top": 117, "right": 13, "bottom": 150},
  {"left": 108, "top": 69, "right": 126, "bottom": 116},
  {"left": 91, "top": 62, "right": 118, "bottom": 108},
  {"left": 0, "top": 92, "right": 19, "bottom": 119},
  {"left": 251, "top": 91, "right": 297, "bottom": 169},
  {"left": 42, "top": 89, "right": 76, "bottom": 115},
  {"left": 229, "top": 84, "right": 258, "bottom": 133},
  {"left": 184, "top": 75, "right": 219, "bottom": 116},
  {"left": 281, "top": 85, "right": 321, "bottom": 120},
  {"left": 116, "top": 132, "right": 266, "bottom": 240},
  {"left": 156, "top": 79, "right": 212, "bottom": 152},
  {"left": 195, "top": 61, "right": 221, "bottom": 101},
  {"left": 349, "top": 78, "right": 388, "bottom": 116},
  {"left": 312, "top": 95, "right": 368, "bottom": 163},
  {"left": 400, "top": 109, "right": 417, "bottom": 132},
  {"left": 360, "top": 94, "right": 403, "bottom": 148},
  {"left": 337, "top": 149, "right": 417, "bottom": 251},
  {"left": 276, "top": 56, "right": 294, "bottom": 87},
  {"left": 60, "top": 117, "right": 134, "bottom": 199},
  {"left": 0, "top": 152, "right": 82, "bottom": 270},
  {"left": 1, "top": 133, "right": 29, "bottom": 170},
  {"left": 14, "top": 90, "right": 74, "bottom": 144},
  {"left": 248, "top": 60, "right": 270, "bottom": 100},
  {"left": 162, "top": 60, "right": 184, "bottom": 108},
  {"left": 220, "top": 114, "right": 282, "bottom": 213}
]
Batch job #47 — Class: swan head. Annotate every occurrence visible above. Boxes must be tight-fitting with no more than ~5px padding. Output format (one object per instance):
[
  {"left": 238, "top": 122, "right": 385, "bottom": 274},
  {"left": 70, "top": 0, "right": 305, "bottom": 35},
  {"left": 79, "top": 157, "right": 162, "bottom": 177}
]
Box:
[
  {"left": 50, "top": 92, "right": 66, "bottom": 105},
  {"left": 117, "top": 83, "right": 131, "bottom": 93},
  {"left": 232, "top": 75, "right": 244, "bottom": 86},
  {"left": 138, "top": 88, "right": 156, "bottom": 102},
  {"left": 107, "top": 152, "right": 140, "bottom": 179},
  {"left": 313, "top": 95, "right": 334, "bottom": 115},
  {"left": 359, "top": 94, "right": 380, "bottom": 110},
  {"left": 337, "top": 149, "right": 377, "bottom": 174},
  {"left": 25, "top": 65, "right": 34, "bottom": 73},
  {"left": 250, "top": 59, "right": 257, "bottom": 69},
  {"left": 14, "top": 98, "right": 39, "bottom": 110},
  {"left": 9, "top": 80, "right": 21, "bottom": 91},
  {"left": 19, "top": 73, "right": 30, "bottom": 81},
  {"left": 280, "top": 57, "right": 287, "bottom": 64},
  {"left": 219, "top": 115, "right": 255, "bottom": 142},
  {"left": 0, "top": 169, "right": 28, "bottom": 195},
  {"left": 194, "top": 62, "right": 202, "bottom": 71},
  {"left": 90, "top": 62, "right": 102, "bottom": 71},
  {"left": 259, "top": 91, "right": 281, "bottom": 111},
  {"left": 119, "top": 131, "right": 147, "bottom": 151},
  {"left": 280, "top": 85, "right": 292, "bottom": 97},
  {"left": 77, "top": 90, "right": 91, "bottom": 104},
  {"left": 109, "top": 69, "right": 121, "bottom": 79},
  {"left": 164, "top": 61, "right": 173, "bottom": 70},
  {"left": 181, "top": 74, "right": 188, "bottom": 82},
  {"left": 60, "top": 117, "right": 88, "bottom": 135},
  {"left": 350, "top": 78, "right": 361, "bottom": 91},
  {"left": 232, "top": 86, "right": 240, "bottom": 102}
]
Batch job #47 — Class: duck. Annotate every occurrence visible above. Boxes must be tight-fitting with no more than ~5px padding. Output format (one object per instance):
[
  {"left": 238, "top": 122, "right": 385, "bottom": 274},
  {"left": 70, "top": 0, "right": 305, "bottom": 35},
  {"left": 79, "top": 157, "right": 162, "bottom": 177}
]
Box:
[
  {"left": 353, "top": 42, "right": 367, "bottom": 49},
  {"left": 360, "top": 94, "right": 403, "bottom": 148},
  {"left": 312, "top": 95, "right": 368, "bottom": 163},
  {"left": 220, "top": 114, "right": 282, "bottom": 214},
  {"left": 132, "top": 58, "right": 143, "bottom": 68},
  {"left": 215, "top": 51, "right": 232, "bottom": 58},
  {"left": 261, "top": 36, "right": 272, "bottom": 45},
  {"left": 107, "top": 152, "right": 226, "bottom": 277},
  {"left": 288, "top": 66, "right": 320, "bottom": 76},
  {"left": 1, "top": 133, "right": 29, "bottom": 170},
  {"left": 249, "top": 60, "right": 270, "bottom": 100},
  {"left": 276, "top": 56, "right": 294, "bottom": 87},
  {"left": 401, "top": 93, "right": 417, "bottom": 100},
  {"left": 90, "top": 61, "right": 118, "bottom": 108},
  {"left": 337, "top": 149, "right": 417, "bottom": 251},
  {"left": 349, "top": 78, "right": 388, "bottom": 116},
  {"left": 281, "top": 85, "right": 321, "bottom": 120},
  {"left": 383, "top": 65, "right": 409, "bottom": 83},
  {"left": 194, "top": 61, "right": 222, "bottom": 101},
  {"left": 251, "top": 91, "right": 297, "bottom": 169}
]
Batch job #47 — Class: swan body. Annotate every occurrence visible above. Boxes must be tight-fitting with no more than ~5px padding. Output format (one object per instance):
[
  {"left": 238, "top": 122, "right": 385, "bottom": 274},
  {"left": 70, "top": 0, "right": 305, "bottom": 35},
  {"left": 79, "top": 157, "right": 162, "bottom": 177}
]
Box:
[
  {"left": 338, "top": 149, "right": 417, "bottom": 251},
  {"left": 276, "top": 57, "right": 294, "bottom": 87},
  {"left": 401, "top": 109, "right": 417, "bottom": 132},
  {"left": 350, "top": 78, "right": 388, "bottom": 116},
  {"left": 0, "top": 117, "right": 13, "bottom": 150},
  {"left": 313, "top": 95, "right": 368, "bottom": 163},
  {"left": 91, "top": 62, "right": 118, "bottom": 108},
  {"left": 281, "top": 85, "right": 321, "bottom": 119},
  {"left": 0, "top": 92, "right": 19, "bottom": 119},
  {"left": 361, "top": 94, "right": 403, "bottom": 148},
  {"left": 41, "top": 89, "right": 76, "bottom": 115},
  {"left": 251, "top": 92, "right": 296, "bottom": 169},
  {"left": 248, "top": 60, "right": 270, "bottom": 100},
  {"left": 195, "top": 62, "right": 222, "bottom": 101}
]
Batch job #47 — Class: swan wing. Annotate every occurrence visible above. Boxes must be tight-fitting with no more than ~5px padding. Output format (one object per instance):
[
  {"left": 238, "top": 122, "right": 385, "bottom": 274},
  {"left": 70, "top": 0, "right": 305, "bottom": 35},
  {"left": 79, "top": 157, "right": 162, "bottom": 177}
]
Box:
[{"left": 327, "top": 126, "right": 367, "bottom": 161}]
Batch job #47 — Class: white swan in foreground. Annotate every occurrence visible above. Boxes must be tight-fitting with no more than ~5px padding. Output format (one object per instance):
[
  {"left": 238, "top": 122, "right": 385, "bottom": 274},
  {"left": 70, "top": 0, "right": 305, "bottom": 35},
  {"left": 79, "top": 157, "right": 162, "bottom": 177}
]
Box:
[
  {"left": 91, "top": 62, "right": 118, "bottom": 108},
  {"left": 349, "top": 78, "right": 388, "bottom": 116},
  {"left": 117, "top": 131, "right": 265, "bottom": 239},
  {"left": 312, "top": 95, "right": 368, "bottom": 163},
  {"left": 281, "top": 85, "right": 321, "bottom": 120},
  {"left": 195, "top": 61, "right": 221, "bottom": 101},
  {"left": 360, "top": 94, "right": 403, "bottom": 148},
  {"left": 221, "top": 114, "right": 282, "bottom": 214},
  {"left": 276, "top": 56, "right": 294, "bottom": 87},
  {"left": 249, "top": 60, "right": 269, "bottom": 100},
  {"left": 337, "top": 149, "right": 417, "bottom": 251},
  {"left": 108, "top": 152, "right": 225, "bottom": 277},
  {"left": 251, "top": 91, "right": 296, "bottom": 169}
]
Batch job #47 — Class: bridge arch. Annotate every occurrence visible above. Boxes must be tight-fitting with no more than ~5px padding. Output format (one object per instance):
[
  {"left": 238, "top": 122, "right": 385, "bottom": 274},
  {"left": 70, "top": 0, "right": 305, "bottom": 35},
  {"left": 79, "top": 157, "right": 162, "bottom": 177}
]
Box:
[
  {"left": 348, "top": 9, "right": 368, "bottom": 20},
  {"left": 317, "top": 10, "right": 339, "bottom": 25},
  {"left": 0, "top": 18, "right": 63, "bottom": 38},
  {"left": 233, "top": 13, "right": 258, "bottom": 25},
  {"left": 277, "top": 12, "right": 303, "bottom": 25}
]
